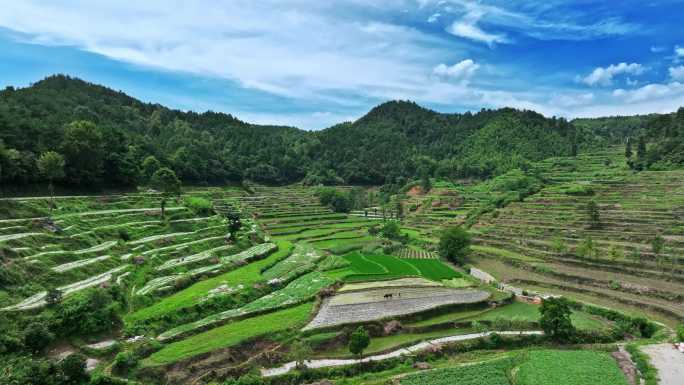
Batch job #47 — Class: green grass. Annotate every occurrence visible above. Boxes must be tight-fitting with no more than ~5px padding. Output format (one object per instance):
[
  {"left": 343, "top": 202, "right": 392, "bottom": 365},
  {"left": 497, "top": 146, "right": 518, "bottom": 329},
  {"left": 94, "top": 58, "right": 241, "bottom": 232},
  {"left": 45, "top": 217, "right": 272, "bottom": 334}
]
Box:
[
  {"left": 400, "top": 355, "right": 516, "bottom": 385},
  {"left": 341, "top": 252, "right": 460, "bottom": 281},
  {"left": 125, "top": 241, "right": 293, "bottom": 324},
  {"left": 404, "top": 258, "right": 461, "bottom": 280},
  {"left": 145, "top": 302, "right": 313, "bottom": 366},
  {"left": 516, "top": 350, "right": 629, "bottom": 385}
]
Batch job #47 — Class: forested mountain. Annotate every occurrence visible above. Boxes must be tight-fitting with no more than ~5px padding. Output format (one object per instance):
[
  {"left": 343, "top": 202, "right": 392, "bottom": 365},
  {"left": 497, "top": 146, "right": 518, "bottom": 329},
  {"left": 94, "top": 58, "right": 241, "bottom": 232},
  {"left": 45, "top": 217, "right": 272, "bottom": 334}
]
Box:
[{"left": 0, "top": 74, "right": 643, "bottom": 190}]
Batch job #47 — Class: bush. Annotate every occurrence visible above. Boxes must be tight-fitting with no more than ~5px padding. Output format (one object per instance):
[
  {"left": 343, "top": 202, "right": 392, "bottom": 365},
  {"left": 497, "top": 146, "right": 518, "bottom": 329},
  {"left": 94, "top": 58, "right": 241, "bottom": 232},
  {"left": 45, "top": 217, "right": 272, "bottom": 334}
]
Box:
[
  {"left": 59, "top": 353, "right": 89, "bottom": 384},
  {"left": 184, "top": 196, "right": 213, "bottom": 216},
  {"left": 113, "top": 351, "right": 138, "bottom": 374},
  {"left": 677, "top": 325, "right": 684, "bottom": 342},
  {"left": 117, "top": 229, "right": 130, "bottom": 242},
  {"left": 23, "top": 321, "right": 54, "bottom": 353}
]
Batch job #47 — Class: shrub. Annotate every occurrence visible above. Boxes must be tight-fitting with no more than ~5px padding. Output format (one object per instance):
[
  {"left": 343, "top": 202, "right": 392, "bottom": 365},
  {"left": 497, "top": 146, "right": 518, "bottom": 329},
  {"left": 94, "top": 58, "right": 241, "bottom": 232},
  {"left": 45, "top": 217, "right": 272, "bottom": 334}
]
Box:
[
  {"left": 677, "top": 325, "right": 684, "bottom": 342},
  {"left": 113, "top": 351, "right": 138, "bottom": 374},
  {"left": 23, "top": 321, "right": 54, "bottom": 353},
  {"left": 184, "top": 196, "right": 213, "bottom": 216},
  {"left": 118, "top": 229, "right": 130, "bottom": 242},
  {"left": 59, "top": 353, "right": 89, "bottom": 384}
]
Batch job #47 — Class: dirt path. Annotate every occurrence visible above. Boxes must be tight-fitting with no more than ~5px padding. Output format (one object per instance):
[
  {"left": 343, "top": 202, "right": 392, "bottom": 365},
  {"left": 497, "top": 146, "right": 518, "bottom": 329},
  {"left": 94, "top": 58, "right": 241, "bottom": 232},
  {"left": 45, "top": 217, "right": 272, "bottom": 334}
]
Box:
[
  {"left": 261, "top": 331, "right": 543, "bottom": 377},
  {"left": 642, "top": 344, "right": 684, "bottom": 385}
]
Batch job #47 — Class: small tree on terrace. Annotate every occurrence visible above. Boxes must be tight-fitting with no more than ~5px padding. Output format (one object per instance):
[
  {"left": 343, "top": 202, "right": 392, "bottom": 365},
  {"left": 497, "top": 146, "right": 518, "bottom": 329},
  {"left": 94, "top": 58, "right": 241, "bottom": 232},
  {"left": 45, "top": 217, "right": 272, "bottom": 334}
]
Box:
[
  {"left": 539, "top": 297, "right": 575, "bottom": 342},
  {"left": 586, "top": 200, "right": 600, "bottom": 229},
  {"left": 651, "top": 234, "right": 665, "bottom": 257},
  {"left": 395, "top": 200, "right": 404, "bottom": 220},
  {"left": 439, "top": 226, "right": 471, "bottom": 265},
  {"left": 348, "top": 326, "right": 370, "bottom": 358},
  {"left": 288, "top": 339, "right": 312, "bottom": 369},
  {"left": 36, "top": 151, "right": 65, "bottom": 213},
  {"left": 150, "top": 167, "right": 181, "bottom": 219},
  {"left": 625, "top": 137, "right": 633, "bottom": 159},
  {"left": 226, "top": 212, "right": 242, "bottom": 241}
]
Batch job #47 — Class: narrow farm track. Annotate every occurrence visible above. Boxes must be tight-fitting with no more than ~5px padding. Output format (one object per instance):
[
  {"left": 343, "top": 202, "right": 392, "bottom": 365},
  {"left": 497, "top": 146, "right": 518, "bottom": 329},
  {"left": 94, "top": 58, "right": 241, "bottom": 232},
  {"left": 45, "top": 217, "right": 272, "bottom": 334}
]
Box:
[
  {"left": 641, "top": 344, "right": 684, "bottom": 385},
  {"left": 261, "top": 331, "right": 544, "bottom": 377}
]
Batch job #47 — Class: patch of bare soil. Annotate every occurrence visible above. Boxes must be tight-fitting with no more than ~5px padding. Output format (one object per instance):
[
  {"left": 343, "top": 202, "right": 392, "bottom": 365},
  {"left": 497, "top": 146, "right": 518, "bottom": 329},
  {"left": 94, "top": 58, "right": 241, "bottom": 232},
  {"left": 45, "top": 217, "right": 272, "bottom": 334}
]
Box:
[
  {"left": 612, "top": 345, "right": 637, "bottom": 385},
  {"left": 407, "top": 186, "right": 422, "bottom": 197}
]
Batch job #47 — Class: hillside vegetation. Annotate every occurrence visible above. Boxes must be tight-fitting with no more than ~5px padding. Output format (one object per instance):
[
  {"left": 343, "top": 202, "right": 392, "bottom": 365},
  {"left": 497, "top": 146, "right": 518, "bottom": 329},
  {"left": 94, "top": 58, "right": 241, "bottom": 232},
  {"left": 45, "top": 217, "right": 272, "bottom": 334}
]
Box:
[{"left": 2, "top": 75, "right": 583, "bottom": 189}]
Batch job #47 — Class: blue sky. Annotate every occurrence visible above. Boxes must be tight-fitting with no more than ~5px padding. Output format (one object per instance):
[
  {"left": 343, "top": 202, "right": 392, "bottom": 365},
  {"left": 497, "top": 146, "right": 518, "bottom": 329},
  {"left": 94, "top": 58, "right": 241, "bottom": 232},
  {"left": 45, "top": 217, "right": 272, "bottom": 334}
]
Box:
[{"left": 1, "top": 1, "right": 684, "bottom": 129}]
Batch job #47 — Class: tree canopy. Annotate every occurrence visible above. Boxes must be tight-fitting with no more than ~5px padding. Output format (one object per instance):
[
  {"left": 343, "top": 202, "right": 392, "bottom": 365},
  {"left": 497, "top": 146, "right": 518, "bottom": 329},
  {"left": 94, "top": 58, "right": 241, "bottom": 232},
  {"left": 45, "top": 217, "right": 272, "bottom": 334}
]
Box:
[{"left": 0, "top": 75, "right": 597, "bottom": 190}]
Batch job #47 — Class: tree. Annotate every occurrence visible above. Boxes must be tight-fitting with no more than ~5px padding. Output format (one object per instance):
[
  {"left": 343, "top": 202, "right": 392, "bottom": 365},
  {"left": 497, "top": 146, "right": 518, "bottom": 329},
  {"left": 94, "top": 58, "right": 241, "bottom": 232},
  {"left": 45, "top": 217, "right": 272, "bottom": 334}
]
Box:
[
  {"left": 59, "top": 353, "right": 89, "bottom": 385},
  {"left": 420, "top": 174, "right": 432, "bottom": 194},
  {"left": 288, "top": 339, "right": 312, "bottom": 369},
  {"left": 36, "top": 151, "right": 65, "bottom": 213},
  {"left": 46, "top": 288, "right": 63, "bottom": 307},
  {"left": 586, "top": 200, "right": 600, "bottom": 229},
  {"left": 651, "top": 234, "right": 665, "bottom": 256},
  {"left": 227, "top": 212, "right": 242, "bottom": 241},
  {"left": 23, "top": 321, "right": 55, "bottom": 353},
  {"left": 539, "top": 297, "right": 575, "bottom": 342},
  {"left": 609, "top": 245, "right": 623, "bottom": 262},
  {"left": 150, "top": 167, "right": 181, "bottom": 219},
  {"left": 112, "top": 351, "right": 138, "bottom": 374},
  {"left": 61, "top": 120, "right": 105, "bottom": 185},
  {"left": 576, "top": 237, "right": 596, "bottom": 259},
  {"left": 395, "top": 200, "right": 404, "bottom": 220},
  {"left": 636, "top": 135, "right": 647, "bottom": 162},
  {"left": 141, "top": 155, "right": 161, "bottom": 182},
  {"left": 380, "top": 221, "right": 401, "bottom": 240},
  {"left": 348, "top": 326, "right": 370, "bottom": 357},
  {"left": 625, "top": 137, "right": 633, "bottom": 159},
  {"left": 438, "top": 227, "right": 471, "bottom": 264}
]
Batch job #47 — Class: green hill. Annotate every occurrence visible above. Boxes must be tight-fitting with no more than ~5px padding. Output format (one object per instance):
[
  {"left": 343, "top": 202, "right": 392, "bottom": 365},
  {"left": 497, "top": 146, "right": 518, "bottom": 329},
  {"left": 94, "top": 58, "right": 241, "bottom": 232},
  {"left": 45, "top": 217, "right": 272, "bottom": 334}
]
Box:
[{"left": 2, "top": 75, "right": 586, "bottom": 189}]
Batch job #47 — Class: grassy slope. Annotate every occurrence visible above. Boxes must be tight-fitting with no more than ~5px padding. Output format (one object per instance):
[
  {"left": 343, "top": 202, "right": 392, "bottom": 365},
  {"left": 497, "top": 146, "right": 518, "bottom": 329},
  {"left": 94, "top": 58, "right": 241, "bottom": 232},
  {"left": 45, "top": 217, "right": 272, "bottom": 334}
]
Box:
[{"left": 145, "top": 301, "right": 313, "bottom": 366}]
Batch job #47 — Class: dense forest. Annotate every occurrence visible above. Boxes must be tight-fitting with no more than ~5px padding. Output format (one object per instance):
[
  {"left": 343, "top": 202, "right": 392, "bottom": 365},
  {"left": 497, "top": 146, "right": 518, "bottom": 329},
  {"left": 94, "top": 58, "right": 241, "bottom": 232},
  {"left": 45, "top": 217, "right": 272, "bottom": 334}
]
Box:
[{"left": 0, "top": 75, "right": 679, "bottom": 191}]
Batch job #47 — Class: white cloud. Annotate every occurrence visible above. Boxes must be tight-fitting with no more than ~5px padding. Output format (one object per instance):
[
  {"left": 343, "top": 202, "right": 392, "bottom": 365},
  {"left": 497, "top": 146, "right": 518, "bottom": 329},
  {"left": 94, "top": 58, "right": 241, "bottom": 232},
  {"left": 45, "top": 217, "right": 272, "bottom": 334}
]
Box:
[
  {"left": 669, "top": 66, "right": 684, "bottom": 82},
  {"left": 650, "top": 45, "right": 666, "bottom": 53},
  {"left": 612, "top": 82, "right": 684, "bottom": 103},
  {"left": 427, "top": 13, "right": 440, "bottom": 23},
  {"left": 676, "top": 46, "right": 684, "bottom": 58},
  {"left": 445, "top": 8, "right": 508, "bottom": 45},
  {"left": 0, "top": 0, "right": 675, "bottom": 128},
  {"left": 432, "top": 59, "right": 479, "bottom": 82},
  {"left": 581, "top": 63, "right": 644, "bottom": 86}
]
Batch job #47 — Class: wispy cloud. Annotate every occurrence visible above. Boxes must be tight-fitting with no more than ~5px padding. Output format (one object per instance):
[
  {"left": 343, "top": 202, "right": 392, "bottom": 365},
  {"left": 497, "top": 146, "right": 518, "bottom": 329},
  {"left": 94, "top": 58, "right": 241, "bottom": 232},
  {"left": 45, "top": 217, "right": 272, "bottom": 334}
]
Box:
[
  {"left": 0, "top": 0, "right": 680, "bottom": 129},
  {"left": 445, "top": 7, "right": 509, "bottom": 45},
  {"left": 670, "top": 66, "right": 684, "bottom": 82}
]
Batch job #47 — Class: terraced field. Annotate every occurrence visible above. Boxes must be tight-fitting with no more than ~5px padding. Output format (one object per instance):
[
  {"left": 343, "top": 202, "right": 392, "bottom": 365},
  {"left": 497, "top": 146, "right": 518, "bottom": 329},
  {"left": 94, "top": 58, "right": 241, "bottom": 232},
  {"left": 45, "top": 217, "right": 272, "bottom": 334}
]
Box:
[
  {"left": 468, "top": 150, "right": 684, "bottom": 326},
  {"left": 304, "top": 284, "right": 490, "bottom": 330},
  {"left": 0, "top": 175, "right": 664, "bottom": 385}
]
